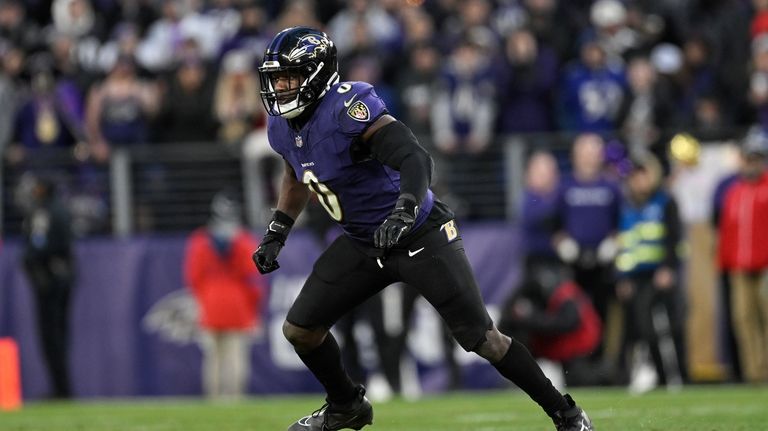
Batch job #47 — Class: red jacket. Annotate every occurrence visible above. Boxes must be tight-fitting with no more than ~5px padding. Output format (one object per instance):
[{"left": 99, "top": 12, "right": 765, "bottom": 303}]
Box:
[
  {"left": 718, "top": 172, "right": 768, "bottom": 271},
  {"left": 184, "top": 228, "right": 265, "bottom": 330},
  {"left": 531, "top": 282, "right": 602, "bottom": 362}
]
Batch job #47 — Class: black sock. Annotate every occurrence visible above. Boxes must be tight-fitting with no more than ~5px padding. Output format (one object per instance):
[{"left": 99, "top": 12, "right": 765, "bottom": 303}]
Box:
[
  {"left": 492, "top": 338, "right": 569, "bottom": 417},
  {"left": 297, "top": 333, "right": 357, "bottom": 405}
]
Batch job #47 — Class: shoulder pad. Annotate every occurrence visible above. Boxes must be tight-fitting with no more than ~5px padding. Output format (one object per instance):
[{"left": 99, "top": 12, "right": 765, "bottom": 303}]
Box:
[{"left": 328, "top": 81, "right": 388, "bottom": 135}]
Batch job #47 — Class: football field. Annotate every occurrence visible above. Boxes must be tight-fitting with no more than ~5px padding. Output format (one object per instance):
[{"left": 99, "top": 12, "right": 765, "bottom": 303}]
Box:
[{"left": 3, "top": 386, "right": 767, "bottom": 431}]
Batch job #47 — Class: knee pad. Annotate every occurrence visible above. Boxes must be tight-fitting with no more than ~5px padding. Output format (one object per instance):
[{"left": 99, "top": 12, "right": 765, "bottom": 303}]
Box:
[
  {"left": 453, "top": 322, "right": 494, "bottom": 352},
  {"left": 282, "top": 320, "right": 324, "bottom": 348}
]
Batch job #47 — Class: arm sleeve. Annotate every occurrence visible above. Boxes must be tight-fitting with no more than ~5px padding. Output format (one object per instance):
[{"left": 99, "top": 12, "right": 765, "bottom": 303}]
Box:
[{"left": 368, "top": 120, "right": 433, "bottom": 205}]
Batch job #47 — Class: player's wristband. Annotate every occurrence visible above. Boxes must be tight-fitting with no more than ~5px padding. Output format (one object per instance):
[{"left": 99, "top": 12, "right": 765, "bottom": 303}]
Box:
[
  {"left": 393, "top": 194, "right": 418, "bottom": 222},
  {"left": 265, "top": 210, "right": 295, "bottom": 244}
]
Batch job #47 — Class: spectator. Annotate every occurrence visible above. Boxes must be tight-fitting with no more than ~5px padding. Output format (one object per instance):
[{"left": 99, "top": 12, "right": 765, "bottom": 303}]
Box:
[
  {"left": 399, "top": 7, "right": 435, "bottom": 48},
  {"left": 622, "top": 3, "right": 665, "bottom": 53},
  {"left": 553, "top": 133, "right": 621, "bottom": 328},
  {"left": 497, "top": 28, "right": 559, "bottom": 134},
  {"left": 184, "top": 191, "right": 265, "bottom": 399},
  {"left": 431, "top": 31, "right": 496, "bottom": 156},
  {"left": 203, "top": 0, "right": 241, "bottom": 54},
  {"left": 588, "top": 0, "right": 641, "bottom": 64},
  {"left": 688, "top": 94, "right": 731, "bottom": 142},
  {"left": 678, "top": 35, "right": 720, "bottom": 124},
  {"left": 439, "top": 0, "right": 495, "bottom": 50},
  {"left": 717, "top": 126, "right": 768, "bottom": 383},
  {"left": 0, "top": 44, "right": 27, "bottom": 156},
  {"left": 617, "top": 56, "right": 678, "bottom": 155},
  {"left": 214, "top": 49, "right": 263, "bottom": 148},
  {"left": 752, "top": 0, "right": 768, "bottom": 39},
  {"left": 218, "top": 2, "right": 269, "bottom": 60},
  {"left": 685, "top": 0, "right": 751, "bottom": 123},
  {"left": 50, "top": 0, "right": 111, "bottom": 75},
  {"left": 96, "top": 22, "right": 143, "bottom": 74},
  {"left": 521, "top": 151, "right": 560, "bottom": 271},
  {"left": 338, "top": 18, "right": 380, "bottom": 82},
  {"left": 649, "top": 42, "right": 685, "bottom": 108},
  {"left": 396, "top": 42, "right": 440, "bottom": 138},
  {"left": 327, "top": 0, "right": 400, "bottom": 55},
  {"left": 18, "top": 173, "right": 75, "bottom": 399},
  {"left": 431, "top": 30, "right": 497, "bottom": 218},
  {"left": 99, "top": 0, "right": 158, "bottom": 38},
  {"left": 135, "top": 0, "right": 186, "bottom": 72},
  {"left": 48, "top": 31, "right": 94, "bottom": 93},
  {"left": 51, "top": 0, "right": 100, "bottom": 39},
  {"left": 711, "top": 168, "right": 742, "bottom": 381},
  {"left": 0, "top": 0, "right": 44, "bottom": 52},
  {"left": 522, "top": 0, "right": 575, "bottom": 61},
  {"left": 558, "top": 36, "right": 626, "bottom": 132},
  {"left": 615, "top": 154, "right": 687, "bottom": 393},
  {"left": 499, "top": 266, "right": 603, "bottom": 387},
  {"left": 157, "top": 57, "right": 217, "bottom": 144},
  {"left": 273, "top": 0, "right": 322, "bottom": 35},
  {"left": 749, "top": 34, "right": 768, "bottom": 128},
  {"left": 168, "top": 0, "right": 237, "bottom": 61},
  {"left": 9, "top": 66, "right": 84, "bottom": 170},
  {"left": 85, "top": 55, "right": 159, "bottom": 161}
]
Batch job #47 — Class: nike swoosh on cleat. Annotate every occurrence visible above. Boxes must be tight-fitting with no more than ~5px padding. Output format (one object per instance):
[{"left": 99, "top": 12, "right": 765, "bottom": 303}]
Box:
[
  {"left": 344, "top": 94, "right": 358, "bottom": 107},
  {"left": 408, "top": 247, "right": 425, "bottom": 257}
]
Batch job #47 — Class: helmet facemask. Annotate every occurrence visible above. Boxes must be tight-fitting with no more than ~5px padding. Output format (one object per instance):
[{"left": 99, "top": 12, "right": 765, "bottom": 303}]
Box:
[{"left": 259, "top": 63, "right": 325, "bottom": 119}]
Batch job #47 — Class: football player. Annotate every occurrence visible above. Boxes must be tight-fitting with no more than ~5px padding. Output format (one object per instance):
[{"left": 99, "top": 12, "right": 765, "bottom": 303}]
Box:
[{"left": 253, "top": 27, "right": 595, "bottom": 431}]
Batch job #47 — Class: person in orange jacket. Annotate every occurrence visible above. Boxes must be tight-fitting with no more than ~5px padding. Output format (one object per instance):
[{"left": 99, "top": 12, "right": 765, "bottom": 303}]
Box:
[
  {"left": 184, "top": 191, "right": 266, "bottom": 399},
  {"left": 718, "top": 127, "right": 768, "bottom": 383}
]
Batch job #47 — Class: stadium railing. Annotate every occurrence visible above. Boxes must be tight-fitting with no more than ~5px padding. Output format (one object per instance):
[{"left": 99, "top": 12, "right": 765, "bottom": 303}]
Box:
[{"left": 0, "top": 130, "right": 746, "bottom": 237}]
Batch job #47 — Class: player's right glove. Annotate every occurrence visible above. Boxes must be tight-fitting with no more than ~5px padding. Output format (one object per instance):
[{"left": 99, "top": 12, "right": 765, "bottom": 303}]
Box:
[
  {"left": 253, "top": 210, "right": 294, "bottom": 274},
  {"left": 374, "top": 195, "right": 418, "bottom": 249}
]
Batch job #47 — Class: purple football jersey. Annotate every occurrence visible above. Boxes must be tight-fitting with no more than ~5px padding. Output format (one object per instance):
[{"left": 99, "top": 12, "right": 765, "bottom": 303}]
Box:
[{"left": 267, "top": 81, "right": 435, "bottom": 242}]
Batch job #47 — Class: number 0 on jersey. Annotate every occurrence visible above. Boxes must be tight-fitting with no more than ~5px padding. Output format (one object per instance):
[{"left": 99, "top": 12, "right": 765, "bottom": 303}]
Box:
[{"left": 303, "top": 170, "right": 344, "bottom": 222}]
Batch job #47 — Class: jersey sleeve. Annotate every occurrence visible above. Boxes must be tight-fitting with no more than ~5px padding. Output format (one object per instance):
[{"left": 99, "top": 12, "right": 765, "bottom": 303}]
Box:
[{"left": 336, "top": 82, "right": 389, "bottom": 137}]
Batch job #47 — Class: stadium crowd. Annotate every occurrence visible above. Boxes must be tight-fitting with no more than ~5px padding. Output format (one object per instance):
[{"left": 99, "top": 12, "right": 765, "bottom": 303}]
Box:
[
  {"left": 1, "top": 0, "right": 766, "bottom": 189},
  {"left": 2, "top": 0, "right": 768, "bottom": 399}
]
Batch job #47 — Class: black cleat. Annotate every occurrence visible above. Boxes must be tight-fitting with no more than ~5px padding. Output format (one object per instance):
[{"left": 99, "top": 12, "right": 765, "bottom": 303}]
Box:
[
  {"left": 552, "top": 394, "right": 594, "bottom": 431},
  {"left": 287, "top": 385, "right": 373, "bottom": 431}
]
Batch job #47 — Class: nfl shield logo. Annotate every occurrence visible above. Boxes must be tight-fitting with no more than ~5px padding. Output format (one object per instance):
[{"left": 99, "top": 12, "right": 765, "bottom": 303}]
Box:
[{"left": 295, "top": 135, "right": 303, "bottom": 148}]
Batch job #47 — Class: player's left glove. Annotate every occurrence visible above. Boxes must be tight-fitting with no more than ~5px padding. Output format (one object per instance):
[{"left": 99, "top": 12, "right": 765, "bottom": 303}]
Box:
[
  {"left": 374, "top": 195, "right": 418, "bottom": 249},
  {"left": 253, "top": 210, "right": 294, "bottom": 274}
]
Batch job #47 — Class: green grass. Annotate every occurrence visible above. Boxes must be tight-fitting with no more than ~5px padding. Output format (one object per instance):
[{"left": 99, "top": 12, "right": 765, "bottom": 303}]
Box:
[{"left": 2, "top": 386, "right": 767, "bottom": 430}]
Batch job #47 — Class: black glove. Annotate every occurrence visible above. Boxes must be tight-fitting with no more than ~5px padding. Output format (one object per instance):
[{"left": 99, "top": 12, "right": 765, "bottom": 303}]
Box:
[
  {"left": 253, "top": 210, "right": 294, "bottom": 274},
  {"left": 374, "top": 196, "right": 418, "bottom": 249}
]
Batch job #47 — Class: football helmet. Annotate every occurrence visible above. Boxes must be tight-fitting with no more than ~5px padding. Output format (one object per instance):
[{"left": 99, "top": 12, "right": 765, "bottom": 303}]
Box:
[{"left": 258, "top": 27, "right": 339, "bottom": 119}]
